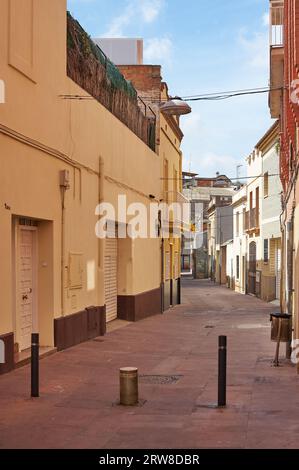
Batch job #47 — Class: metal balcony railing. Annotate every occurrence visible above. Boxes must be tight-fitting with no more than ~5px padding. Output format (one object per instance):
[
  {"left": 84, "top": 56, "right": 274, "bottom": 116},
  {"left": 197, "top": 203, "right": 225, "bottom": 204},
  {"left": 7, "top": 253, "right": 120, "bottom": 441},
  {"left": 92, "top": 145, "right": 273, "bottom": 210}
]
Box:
[{"left": 270, "top": 0, "right": 284, "bottom": 47}]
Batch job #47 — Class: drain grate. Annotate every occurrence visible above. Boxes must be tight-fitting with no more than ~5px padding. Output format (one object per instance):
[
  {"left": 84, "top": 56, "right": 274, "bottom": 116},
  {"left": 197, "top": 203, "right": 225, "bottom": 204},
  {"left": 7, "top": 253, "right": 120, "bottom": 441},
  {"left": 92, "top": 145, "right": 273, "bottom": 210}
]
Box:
[
  {"left": 92, "top": 338, "right": 105, "bottom": 343},
  {"left": 139, "top": 374, "right": 183, "bottom": 385},
  {"left": 204, "top": 325, "right": 215, "bottom": 329}
]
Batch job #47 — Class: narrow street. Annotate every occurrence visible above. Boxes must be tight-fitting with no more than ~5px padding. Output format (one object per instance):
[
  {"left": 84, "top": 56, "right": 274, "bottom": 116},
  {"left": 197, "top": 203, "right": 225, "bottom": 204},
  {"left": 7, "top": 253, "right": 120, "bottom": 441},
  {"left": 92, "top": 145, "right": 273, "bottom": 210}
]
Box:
[{"left": 0, "top": 280, "right": 298, "bottom": 449}]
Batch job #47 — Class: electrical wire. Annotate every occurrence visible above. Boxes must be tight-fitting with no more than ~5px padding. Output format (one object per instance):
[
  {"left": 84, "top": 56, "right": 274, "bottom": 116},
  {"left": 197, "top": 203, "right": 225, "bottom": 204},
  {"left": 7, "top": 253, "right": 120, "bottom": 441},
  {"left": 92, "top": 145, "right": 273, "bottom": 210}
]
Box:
[
  {"left": 139, "top": 86, "right": 286, "bottom": 103},
  {"left": 162, "top": 173, "right": 281, "bottom": 181},
  {"left": 60, "top": 86, "right": 285, "bottom": 103}
]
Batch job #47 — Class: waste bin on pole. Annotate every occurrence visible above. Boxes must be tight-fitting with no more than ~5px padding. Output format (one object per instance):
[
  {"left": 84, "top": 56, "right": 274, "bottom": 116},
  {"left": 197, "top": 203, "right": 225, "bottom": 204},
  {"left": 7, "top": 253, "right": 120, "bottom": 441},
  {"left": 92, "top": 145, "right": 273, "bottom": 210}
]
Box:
[{"left": 270, "top": 313, "right": 292, "bottom": 366}]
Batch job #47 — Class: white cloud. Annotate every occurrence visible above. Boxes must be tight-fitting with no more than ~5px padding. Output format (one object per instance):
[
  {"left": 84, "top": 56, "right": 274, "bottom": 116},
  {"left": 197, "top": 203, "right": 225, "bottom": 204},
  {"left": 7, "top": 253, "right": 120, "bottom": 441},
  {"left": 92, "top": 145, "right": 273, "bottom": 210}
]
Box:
[
  {"left": 181, "top": 112, "right": 201, "bottom": 135},
  {"left": 197, "top": 152, "right": 242, "bottom": 177},
  {"left": 140, "top": 0, "right": 164, "bottom": 23},
  {"left": 262, "top": 12, "right": 270, "bottom": 27},
  {"left": 144, "top": 36, "right": 173, "bottom": 64},
  {"left": 239, "top": 29, "right": 269, "bottom": 70},
  {"left": 238, "top": 10, "right": 270, "bottom": 71},
  {"left": 102, "top": 2, "right": 134, "bottom": 37},
  {"left": 103, "top": 0, "right": 165, "bottom": 37}
]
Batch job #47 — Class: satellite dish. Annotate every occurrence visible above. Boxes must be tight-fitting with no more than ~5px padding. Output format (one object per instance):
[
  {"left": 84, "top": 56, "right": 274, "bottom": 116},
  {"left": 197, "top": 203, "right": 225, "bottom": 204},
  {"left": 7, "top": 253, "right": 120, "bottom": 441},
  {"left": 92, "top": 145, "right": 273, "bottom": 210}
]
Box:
[{"left": 160, "top": 98, "right": 192, "bottom": 116}]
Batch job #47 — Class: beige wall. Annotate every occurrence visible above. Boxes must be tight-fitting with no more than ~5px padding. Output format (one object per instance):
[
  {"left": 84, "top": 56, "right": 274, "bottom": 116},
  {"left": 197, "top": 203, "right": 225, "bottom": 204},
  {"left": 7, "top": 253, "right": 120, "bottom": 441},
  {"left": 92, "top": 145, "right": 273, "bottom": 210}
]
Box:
[
  {"left": 0, "top": 0, "right": 162, "bottom": 345},
  {"left": 159, "top": 88, "right": 183, "bottom": 282}
]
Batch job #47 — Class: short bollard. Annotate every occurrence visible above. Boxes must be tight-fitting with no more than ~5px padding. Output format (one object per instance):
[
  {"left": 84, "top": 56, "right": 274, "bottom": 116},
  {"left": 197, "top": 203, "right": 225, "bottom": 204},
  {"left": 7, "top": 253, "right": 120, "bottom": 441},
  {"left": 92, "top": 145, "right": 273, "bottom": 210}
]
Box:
[
  {"left": 31, "top": 333, "right": 39, "bottom": 398},
  {"left": 218, "top": 336, "right": 227, "bottom": 408},
  {"left": 120, "top": 367, "right": 138, "bottom": 406}
]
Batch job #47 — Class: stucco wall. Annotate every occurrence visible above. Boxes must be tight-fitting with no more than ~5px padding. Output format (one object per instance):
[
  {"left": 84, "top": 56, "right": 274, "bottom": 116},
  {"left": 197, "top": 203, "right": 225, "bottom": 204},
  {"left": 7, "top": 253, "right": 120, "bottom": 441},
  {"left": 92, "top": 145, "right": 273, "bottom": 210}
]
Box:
[{"left": 0, "top": 0, "right": 162, "bottom": 345}]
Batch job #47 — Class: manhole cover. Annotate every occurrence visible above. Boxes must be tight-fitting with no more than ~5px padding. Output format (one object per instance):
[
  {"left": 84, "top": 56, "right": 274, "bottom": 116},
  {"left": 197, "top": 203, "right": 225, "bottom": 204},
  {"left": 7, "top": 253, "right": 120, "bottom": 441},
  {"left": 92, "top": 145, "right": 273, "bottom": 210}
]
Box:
[{"left": 139, "top": 375, "right": 183, "bottom": 385}]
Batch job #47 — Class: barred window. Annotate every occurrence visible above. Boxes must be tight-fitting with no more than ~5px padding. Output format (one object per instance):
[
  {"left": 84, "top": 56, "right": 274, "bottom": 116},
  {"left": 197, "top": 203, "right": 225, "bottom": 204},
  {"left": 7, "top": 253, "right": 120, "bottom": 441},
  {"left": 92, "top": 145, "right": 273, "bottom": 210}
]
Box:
[{"left": 264, "top": 239, "right": 269, "bottom": 263}]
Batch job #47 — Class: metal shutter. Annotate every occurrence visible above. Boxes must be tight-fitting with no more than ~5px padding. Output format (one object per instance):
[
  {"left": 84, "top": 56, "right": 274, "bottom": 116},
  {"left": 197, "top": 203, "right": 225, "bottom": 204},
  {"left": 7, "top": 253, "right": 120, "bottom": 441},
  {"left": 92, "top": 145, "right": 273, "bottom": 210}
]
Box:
[{"left": 104, "top": 238, "right": 118, "bottom": 322}]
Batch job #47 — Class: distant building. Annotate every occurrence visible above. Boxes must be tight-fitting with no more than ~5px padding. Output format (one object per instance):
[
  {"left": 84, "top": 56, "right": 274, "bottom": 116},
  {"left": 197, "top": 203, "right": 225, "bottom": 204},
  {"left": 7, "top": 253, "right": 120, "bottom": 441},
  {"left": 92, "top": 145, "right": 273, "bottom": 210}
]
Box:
[
  {"left": 207, "top": 195, "right": 234, "bottom": 284},
  {"left": 226, "top": 122, "right": 282, "bottom": 301},
  {"left": 182, "top": 173, "right": 235, "bottom": 279},
  {"left": 93, "top": 38, "right": 143, "bottom": 65},
  {"left": 245, "top": 121, "right": 282, "bottom": 302},
  {"left": 230, "top": 185, "right": 247, "bottom": 293}
]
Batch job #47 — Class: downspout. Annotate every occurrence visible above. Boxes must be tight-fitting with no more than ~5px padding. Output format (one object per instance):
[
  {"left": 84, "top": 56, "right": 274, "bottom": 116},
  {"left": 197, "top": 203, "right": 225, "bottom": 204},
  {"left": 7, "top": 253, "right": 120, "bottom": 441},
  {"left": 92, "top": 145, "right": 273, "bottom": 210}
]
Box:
[
  {"left": 161, "top": 237, "right": 164, "bottom": 313},
  {"left": 279, "top": 200, "right": 285, "bottom": 314},
  {"left": 286, "top": 203, "right": 295, "bottom": 359},
  {"left": 98, "top": 157, "right": 105, "bottom": 307},
  {"left": 60, "top": 186, "right": 67, "bottom": 316}
]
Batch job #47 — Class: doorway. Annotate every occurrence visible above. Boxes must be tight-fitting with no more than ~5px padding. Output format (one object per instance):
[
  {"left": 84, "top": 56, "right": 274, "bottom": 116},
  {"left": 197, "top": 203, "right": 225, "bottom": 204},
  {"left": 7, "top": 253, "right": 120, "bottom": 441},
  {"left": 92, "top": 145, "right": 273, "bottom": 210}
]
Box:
[
  {"left": 104, "top": 238, "right": 118, "bottom": 322},
  {"left": 248, "top": 241, "right": 257, "bottom": 295},
  {"left": 16, "top": 224, "right": 38, "bottom": 351}
]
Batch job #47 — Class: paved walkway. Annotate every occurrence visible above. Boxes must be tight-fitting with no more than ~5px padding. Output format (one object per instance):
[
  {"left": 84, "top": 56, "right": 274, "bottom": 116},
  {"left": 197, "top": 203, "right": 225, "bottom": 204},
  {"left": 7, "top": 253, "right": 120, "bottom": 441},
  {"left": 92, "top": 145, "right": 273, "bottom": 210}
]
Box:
[{"left": 0, "top": 280, "right": 299, "bottom": 449}]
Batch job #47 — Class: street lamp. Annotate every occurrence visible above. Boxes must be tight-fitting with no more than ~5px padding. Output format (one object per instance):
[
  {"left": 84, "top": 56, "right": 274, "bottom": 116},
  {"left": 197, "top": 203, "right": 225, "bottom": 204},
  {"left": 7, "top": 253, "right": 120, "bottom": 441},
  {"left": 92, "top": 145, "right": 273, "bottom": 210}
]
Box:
[{"left": 160, "top": 97, "right": 192, "bottom": 116}]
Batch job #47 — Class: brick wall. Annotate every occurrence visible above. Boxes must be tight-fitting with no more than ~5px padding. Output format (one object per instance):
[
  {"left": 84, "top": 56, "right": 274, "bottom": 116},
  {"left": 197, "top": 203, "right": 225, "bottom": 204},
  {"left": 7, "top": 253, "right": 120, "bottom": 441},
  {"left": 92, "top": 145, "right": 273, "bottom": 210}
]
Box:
[
  {"left": 281, "top": 0, "right": 299, "bottom": 193},
  {"left": 118, "top": 65, "right": 162, "bottom": 101}
]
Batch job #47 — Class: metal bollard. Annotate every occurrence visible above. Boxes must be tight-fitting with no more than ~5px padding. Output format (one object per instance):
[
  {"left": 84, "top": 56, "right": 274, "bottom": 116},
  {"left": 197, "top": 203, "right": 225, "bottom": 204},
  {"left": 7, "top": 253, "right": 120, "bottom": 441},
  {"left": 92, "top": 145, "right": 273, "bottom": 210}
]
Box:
[
  {"left": 31, "top": 333, "right": 39, "bottom": 398},
  {"left": 218, "top": 336, "right": 227, "bottom": 407},
  {"left": 120, "top": 367, "right": 138, "bottom": 406}
]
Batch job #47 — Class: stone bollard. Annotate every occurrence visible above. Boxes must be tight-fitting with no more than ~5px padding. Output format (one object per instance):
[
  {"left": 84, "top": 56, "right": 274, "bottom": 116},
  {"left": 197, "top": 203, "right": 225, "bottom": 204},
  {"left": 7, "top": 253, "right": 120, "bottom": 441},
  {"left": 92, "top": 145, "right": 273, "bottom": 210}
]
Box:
[{"left": 120, "top": 367, "right": 138, "bottom": 406}]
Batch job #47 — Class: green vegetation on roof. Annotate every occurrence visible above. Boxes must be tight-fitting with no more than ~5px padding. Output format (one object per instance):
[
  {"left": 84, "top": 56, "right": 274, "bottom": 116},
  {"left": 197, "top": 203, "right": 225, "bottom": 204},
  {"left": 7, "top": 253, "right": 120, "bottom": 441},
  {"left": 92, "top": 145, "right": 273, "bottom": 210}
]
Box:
[{"left": 67, "top": 12, "right": 137, "bottom": 101}]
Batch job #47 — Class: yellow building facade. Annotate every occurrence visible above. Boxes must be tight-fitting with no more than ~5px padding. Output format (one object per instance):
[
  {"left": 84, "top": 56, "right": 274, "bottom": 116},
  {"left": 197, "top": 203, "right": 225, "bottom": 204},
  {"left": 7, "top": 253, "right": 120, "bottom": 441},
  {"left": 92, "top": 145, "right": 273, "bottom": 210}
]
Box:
[
  {"left": 117, "top": 67, "right": 185, "bottom": 311},
  {"left": 0, "top": 1, "right": 165, "bottom": 374}
]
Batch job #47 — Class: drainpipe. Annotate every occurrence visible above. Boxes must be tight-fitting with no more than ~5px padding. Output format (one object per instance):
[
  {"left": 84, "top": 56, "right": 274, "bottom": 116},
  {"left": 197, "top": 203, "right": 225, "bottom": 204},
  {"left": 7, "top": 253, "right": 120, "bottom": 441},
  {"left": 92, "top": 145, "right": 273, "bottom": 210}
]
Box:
[
  {"left": 60, "top": 171, "right": 70, "bottom": 315},
  {"left": 161, "top": 237, "right": 164, "bottom": 313},
  {"left": 98, "top": 157, "right": 105, "bottom": 306},
  {"left": 286, "top": 205, "right": 295, "bottom": 359},
  {"left": 279, "top": 199, "right": 286, "bottom": 314},
  {"left": 61, "top": 190, "right": 65, "bottom": 315}
]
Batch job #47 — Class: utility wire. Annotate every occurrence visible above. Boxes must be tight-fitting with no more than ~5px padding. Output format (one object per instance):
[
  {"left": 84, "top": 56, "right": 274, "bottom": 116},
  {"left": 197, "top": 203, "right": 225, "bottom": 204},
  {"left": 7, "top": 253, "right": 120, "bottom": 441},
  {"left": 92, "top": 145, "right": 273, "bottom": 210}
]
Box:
[
  {"left": 61, "top": 86, "right": 285, "bottom": 103},
  {"left": 162, "top": 173, "right": 281, "bottom": 181},
  {"left": 140, "top": 86, "right": 285, "bottom": 103}
]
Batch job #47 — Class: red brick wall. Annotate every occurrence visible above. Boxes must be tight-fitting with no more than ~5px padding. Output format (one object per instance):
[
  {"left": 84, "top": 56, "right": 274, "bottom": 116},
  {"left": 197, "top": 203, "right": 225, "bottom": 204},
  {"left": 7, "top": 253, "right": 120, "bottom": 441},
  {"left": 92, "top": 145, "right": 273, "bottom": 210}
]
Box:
[
  {"left": 118, "top": 65, "right": 162, "bottom": 101},
  {"left": 281, "top": 0, "right": 299, "bottom": 193}
]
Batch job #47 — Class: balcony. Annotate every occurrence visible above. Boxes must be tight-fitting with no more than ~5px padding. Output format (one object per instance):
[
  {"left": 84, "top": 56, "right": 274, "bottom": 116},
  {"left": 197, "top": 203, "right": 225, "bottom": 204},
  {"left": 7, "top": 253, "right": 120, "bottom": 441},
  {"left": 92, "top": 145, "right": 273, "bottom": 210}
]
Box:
[
  {"left": 245, "top": 208, "right": 260, "bottom": 233},
  {"left": 269, "top": 1, "right": 284, "bottom": 118},
  {"left": 270, "top": 0, "right": 284, "bottom": 47}
]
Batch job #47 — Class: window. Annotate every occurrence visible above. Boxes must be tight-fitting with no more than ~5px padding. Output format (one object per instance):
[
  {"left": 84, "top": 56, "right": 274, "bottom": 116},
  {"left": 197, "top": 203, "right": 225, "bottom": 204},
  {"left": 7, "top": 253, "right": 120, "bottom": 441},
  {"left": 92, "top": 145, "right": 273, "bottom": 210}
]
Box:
[
  {"left": 174, "top": 168, "right": 178, "bottom": 192},
  {"left": 243, "top": 208, "right": 246, "bottom": 233},
  {"left": 264, "top": 239, "right": 269, "bottom": 263},
  {"left": 164, "top": 159, "right": 169, "bottom": 202},
  {"left": 236, "top": 212, "right": 240, "bottom": 237},
  {"left": 264, "top": 172, "right": 269, "bottom": 198},
  {"left": 236, "top": 255, "right": 240, "bottom": 280},
  {"left": 250, "top": 191, "right": 253, "bottom": 209}
]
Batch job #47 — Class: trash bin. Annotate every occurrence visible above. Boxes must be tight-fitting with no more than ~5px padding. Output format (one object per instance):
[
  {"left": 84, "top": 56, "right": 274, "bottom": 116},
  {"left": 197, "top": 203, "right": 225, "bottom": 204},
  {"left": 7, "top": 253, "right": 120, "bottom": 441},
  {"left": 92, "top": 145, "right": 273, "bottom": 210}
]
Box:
[{"left": 270, "top": 313, "right": 292, "bottom": 343}]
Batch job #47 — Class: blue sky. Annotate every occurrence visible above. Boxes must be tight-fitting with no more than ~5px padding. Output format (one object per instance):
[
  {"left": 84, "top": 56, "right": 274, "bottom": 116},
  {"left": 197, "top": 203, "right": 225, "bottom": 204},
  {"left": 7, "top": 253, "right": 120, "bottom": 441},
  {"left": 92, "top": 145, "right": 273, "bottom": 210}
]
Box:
[{"left": 67, "top": 0, "right": 273, "bottom": 179}]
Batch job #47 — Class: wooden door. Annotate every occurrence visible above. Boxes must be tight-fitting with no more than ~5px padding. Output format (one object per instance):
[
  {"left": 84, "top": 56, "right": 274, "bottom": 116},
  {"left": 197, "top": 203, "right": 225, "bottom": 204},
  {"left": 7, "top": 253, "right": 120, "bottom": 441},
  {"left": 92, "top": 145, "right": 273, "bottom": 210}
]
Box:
[{"left": 18, "top": 227, "right": 37, "bottom": 350}]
